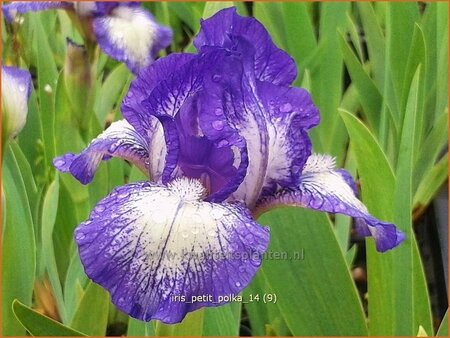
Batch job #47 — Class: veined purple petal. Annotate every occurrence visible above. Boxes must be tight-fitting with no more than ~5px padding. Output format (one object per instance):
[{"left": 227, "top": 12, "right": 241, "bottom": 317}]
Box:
[
  {"left": 75, "top": 178, "right": 269, "bottom": 323},
  {"left": 194, "top": 7, "right": 297, "bottom": 86},
  {"left": 53, "top": 120, "right": 149, "bottom": 184},
  {"left": 143, "top": 49, "right": 248, "bottom": 202},
  {"left": 93, "top": 5, "right": 172, "bottom": 74},
  {"left": 2, "top": 1, "right": 72, "bottom": 22},
  {"left": 254, "top": 81, "right": 319, "bottom": 197},
  {"left": 256, "top": 154, "right": 405, "bottom": 252},
  {"left": 197, "top": 46, "right": 318, "bottom": 208},
  {"left": 121, "top": 53, "right": 196, "bottom": 137}
]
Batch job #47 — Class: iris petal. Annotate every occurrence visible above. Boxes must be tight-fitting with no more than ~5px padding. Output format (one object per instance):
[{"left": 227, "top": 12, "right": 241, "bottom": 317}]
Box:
[
  {"left": 121, "top": 53, "right": 196, "bottom": 137},
  {"left": 93, "top": 5, "right": 172, "bottom": 74},
  {"left": 53, "top": 120, "right": 149, "bottom": 184},
  {"left": 75, "top": 178, "right": 269, "bottom": 323},
  {"left": 254, "top": 81, "right": 319, "bottom": 197},
  {"left": 2, "top": 1, "right": 72, "bottom": 22},
  {"left": 143, "top": 49, "right": 248, "bottom": 202},
  {"left": 256, "top": 154, "right": 405, "bottom": 252},
  {"left": 194, "top": 7, "right": 297, "bottom": 86}
]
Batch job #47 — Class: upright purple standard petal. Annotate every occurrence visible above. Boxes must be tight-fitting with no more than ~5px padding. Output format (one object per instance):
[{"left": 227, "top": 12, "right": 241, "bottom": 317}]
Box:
[
  {"left": 253, "top": 81, "right": 319, "bottom": 197},
  {"left": 75, "top": 178, "right": 269, "bottom": 323},
  {"left": 53, "top": 120, "right": 149, "bottom": 184},
  {"left": 143, "top": 49, "right": 249, "bottom": 202},
  {"left": 93, "top": 5, "right": 172, "bottom": 74},
  {"left": 194, "top": 7, "right": 297, "bottom": 86},
  {"left": 2, "top": 1, "right": 72, "bottom": 22},
  {"left": 256, "top": 154, "right": 405, "bottom": 252},
  {"left": 121, "top": 53, "right": 196, "bottom": 137},
  {"left": 196, "top": 45, "right": 319, "bottom": 208}
]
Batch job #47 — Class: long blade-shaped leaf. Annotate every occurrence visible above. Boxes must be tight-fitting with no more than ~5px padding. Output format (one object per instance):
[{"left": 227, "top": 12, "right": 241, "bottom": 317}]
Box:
[{"left": 258, "top": 207, "right": 368, "bottom": 336}]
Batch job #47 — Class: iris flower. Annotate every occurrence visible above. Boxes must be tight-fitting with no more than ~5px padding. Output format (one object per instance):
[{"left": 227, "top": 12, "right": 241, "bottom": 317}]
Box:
[
  {"left": 1, "top": 65, "right": 32, "bottom": 146},
  {"left": 2, "top": 1, "right": 172, "bottom": 73},
  {"left": 54, "top": 8, "right": 405, "bottom": 323}
]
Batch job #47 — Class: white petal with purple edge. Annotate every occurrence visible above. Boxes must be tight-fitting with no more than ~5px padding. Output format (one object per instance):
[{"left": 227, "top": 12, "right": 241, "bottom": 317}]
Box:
[
  {"left": 1, "top": 66, "right": 32, "bottom": 140},
  {"left": 75, "top": 178, "right": 269, "bottom": 323},
  {"left": 93, "top": 6, "right": 172, "bottom": 73},
  {"left": 53, "top": 120, "right": 149, "bottom": 184},
  {"left": 256, "top": 154, "right": 405, "bottom": 252}
]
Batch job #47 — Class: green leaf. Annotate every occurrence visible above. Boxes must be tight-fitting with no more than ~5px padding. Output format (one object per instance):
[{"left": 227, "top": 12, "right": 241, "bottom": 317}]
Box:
[
  {"left": 70, "top": 281, "right": 109, "bottom": 336},
  {"left": 127, "top": 317, "right": 148, "bottom": 337},
  {"left": 341, "top": 71, "right": 432, "bottom": 335},
  {"left": 339, "top": 109, "right": 396, "bottom": 335},
  {"left": 2, "top": 146, "right": 36, "bottom": 336},
  {"left": 312, "top": 2, "right": 350, "bottom": 162},
  {"left": 401, "top": 24, "right": 426, "bottom": 152},
  {"left": 244, "top": 273, "right": 273, "bottom": 336},
  {"left": 155, "top": 309, "right": 204, "bottom": 336},
  {"left": 203, "top": 302, "right": 241, "bottom": 336},
  {"left": 40, "top": 176, "right": 68, "bottom": 323},
  {"left": 385, "top": 3, "right": 420, "bottom": 123},
  {"left": 282, "top": 2, "right": 317, "bottom": 85},
  {"left": 258, "top": 207, "right": 368, "bottom": 335},
  {"left": 33, "top": 13, "right": 59, "bottom": 171},
  {"left": 413, "top": 111, "right": 448, "bottom": 195},
  {"left": 94, "top": 63, "right": 132, "bottom": 125},
  {"left": 63, "top": 251, "right": 88, "bottom": 323},
  {"left": 413, "top": 154, "right": 448, "bottom": 208},
  {"left": 357, "top": 2, "right": 385, "bottom": 88},
  {"left": 202, "top": 2, "right": 234, "bottom": 19},
  {"left": 339, "top": 31, "right": 383, "bottom": 131},
  {"left": 437, "top": 310, "right": 448, "bottom": 336},
  {"left": 12, "top": 299, "right": 87, "bottom": 337},
  {"left": 392, "top": 67, "right": 432, "bottom": 335},
  {"left": 339, "top": 109, "right": 396, "bottom": 215}
]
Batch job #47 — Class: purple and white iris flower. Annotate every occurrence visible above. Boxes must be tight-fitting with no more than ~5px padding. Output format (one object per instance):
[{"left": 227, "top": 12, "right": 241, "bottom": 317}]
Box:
[
  {"left": 54, "top": 8, "right": 405, "bottom": 324},
  {"left": 1, "top": 65, "right": 32, "bottom": 144},
  {"left": 2, "top": 1, "right": 172, "bottom": 73}
]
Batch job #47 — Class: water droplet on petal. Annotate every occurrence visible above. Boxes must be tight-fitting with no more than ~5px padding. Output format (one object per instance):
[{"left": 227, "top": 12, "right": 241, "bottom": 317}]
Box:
[
  {"left": 212, "top": 120, "right": 224, "bottom": 131},
  {"left": 214, "top": 108, "right": 223, "bottom": 116},
  {"left": 280, "top": 103, "right": 292, "bottom": 113},
  {"left": 95, "top": 204, "right": 106, "bottom": 213},
  {"left": 217, "top": 139, "right": 229, "bottom": 148},
  {"left": 212, "top": 74, "right": 221, "bottom": 82},
  {"left": 235, "top": 281, "right": 241, "bottom": 287},
  {"left": 117, "top": 191, "right": 129, "bottom": 199},
  {"left": 238, "top": 266, "right": 246, "bottom": 273},
  {"left": 75, "top": 232, "right": 85, "bottom": 241},
  {"left": 108, "top": 142, "right": 119, "bottom": 153},
  {"left": 181, "top": 231, "right": 189, "bottom": 239},
  {"left": 54, "top": 159, "right": 65, "bottom": 167},
  {"left": 191, "top": 227, "right": 199, "bottom": 235},
  {"left": 244, "top": 234, "right": 254, "bottom": 245},
  {"left": 18, "top": 84, "right": 26, "bottom": 92},
  {"left": 207, "top": 230, "right": 216, "bottom": 237},
  {"left": 230, "top": 242, "right": 239, "bottom": 251}
]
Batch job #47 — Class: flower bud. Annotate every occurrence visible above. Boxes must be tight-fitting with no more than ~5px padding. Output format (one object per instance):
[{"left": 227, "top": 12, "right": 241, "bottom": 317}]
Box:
[{"left": 1, "top": 65, "right": 32, "bottom": 146}]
